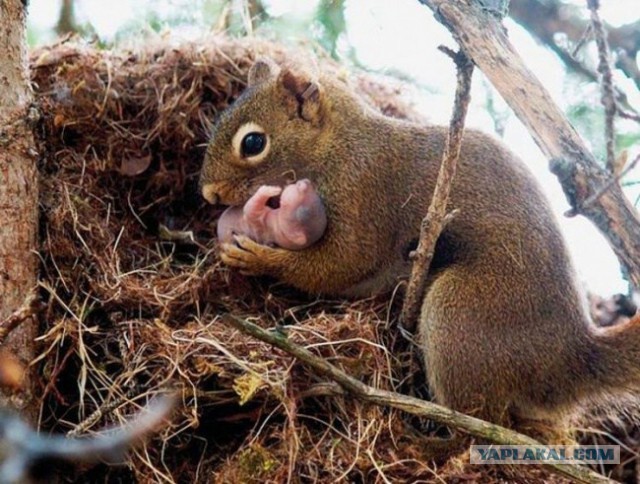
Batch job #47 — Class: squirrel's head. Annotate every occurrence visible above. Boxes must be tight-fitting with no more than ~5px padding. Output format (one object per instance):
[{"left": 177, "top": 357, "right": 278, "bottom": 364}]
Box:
[{"left": 199, "top": 57, "right": 327, "bottom": 206}]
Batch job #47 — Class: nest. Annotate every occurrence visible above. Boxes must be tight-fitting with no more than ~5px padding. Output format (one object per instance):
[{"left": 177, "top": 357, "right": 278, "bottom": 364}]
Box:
[{"left": 29, "top": 35, "right": 616, "bottom": 483}]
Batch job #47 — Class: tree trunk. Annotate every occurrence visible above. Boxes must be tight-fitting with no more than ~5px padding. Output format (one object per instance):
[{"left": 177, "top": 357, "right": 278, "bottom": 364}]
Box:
[
  {"left": 56, "top": 0, "right": 78, "bottom": 36},
  {"left": 0, "top": 0, "right": 39, "bottom": 419}
]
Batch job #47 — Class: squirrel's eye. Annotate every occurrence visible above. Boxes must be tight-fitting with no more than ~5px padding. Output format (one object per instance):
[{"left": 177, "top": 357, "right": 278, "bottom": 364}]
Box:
[
  {"left": 231, "top": 122, "right": 270, "bottom": 166},
  {"left": 241, "top": 132, "right": 266, "bottom": 157}
]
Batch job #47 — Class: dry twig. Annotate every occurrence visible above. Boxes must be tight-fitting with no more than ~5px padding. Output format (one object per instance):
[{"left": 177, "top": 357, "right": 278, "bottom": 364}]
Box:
[
  {"left": 587, "top": 0, "right": 617, "bottom": 172},
  {"left": 571, "top": 23, "right": 593, "bottom": 57},
  {"left": 0, "top": 292, "right": 41, "bottom": 345},
  {"left": 400, "top": 49, "right": 473, "bottom": 331},
  {"left": 221, "top": 314, "right": 613, "bottom": 484},
  {"left": 582, "top": 152, "right": 640, "bottom": 209}
]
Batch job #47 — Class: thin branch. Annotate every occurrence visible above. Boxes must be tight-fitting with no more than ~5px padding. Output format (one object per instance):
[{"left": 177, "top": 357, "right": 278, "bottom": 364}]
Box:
[
  {"left": 220, "top": 314, "right": 613, "bottom": 484},
  {"left": 67, "top": 394, "right": 130, "bottom": 437},
  {"left": 571, "top": 23, "right": 593, "bottom": 57},
  {"left": 615, "top": 49, "right": 640, "bottom": 94},
  {"left": 400, "top": 49, "right": 473, "bottom": 331},
  {"left": 582, "top": 152, "right": 640, "bottom": 209},
  {"left": 587, "top": 0, "right": 616, "bottom": 172},
  {"left": 618, "top": 105, "right": 640, "bottom": 123}
]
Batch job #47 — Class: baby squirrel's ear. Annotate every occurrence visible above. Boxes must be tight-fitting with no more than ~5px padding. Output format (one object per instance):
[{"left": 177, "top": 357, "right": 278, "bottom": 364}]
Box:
[
  {"left": 248, "top": 57, "right": 280, "bottom": 86},
  {"left": 278, "top": 67, "right": 323, "bottom": 124}
]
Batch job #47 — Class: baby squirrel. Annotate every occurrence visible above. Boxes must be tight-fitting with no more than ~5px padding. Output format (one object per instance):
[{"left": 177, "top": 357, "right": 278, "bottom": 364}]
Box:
[
  {"left": 200, "top": 58, "right": 640, "bottom": 432},
  {"left": 217, "top": 179, "right": 327, "bottom": 250}
]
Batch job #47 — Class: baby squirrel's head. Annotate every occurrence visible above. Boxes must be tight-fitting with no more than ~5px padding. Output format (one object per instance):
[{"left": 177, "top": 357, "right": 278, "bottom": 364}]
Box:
[{"left": 200, "top": 57, "right": 327, "bottom": 207}]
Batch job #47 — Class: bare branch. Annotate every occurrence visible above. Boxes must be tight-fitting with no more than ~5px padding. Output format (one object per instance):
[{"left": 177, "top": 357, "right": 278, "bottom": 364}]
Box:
[
  {"left": 401, "top": 49, "right": 472, "bottom": 331},
  {"left": 221, "top": 314, "right": 613, "bottom": 484},
  {"left": 67, "top": 395, "right": 130, "bottom": 438},
  {"left": 571, "top": 23, "right": 592, "bottom": 57},
  {"left": 587, "top": 0, "right": 616, "bottom": 172},
  {"left": 582, "top": 153, "right": 640, "bottom": 209}
]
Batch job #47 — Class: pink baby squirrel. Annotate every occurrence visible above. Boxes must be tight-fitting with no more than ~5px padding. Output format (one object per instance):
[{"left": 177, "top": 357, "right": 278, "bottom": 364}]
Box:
[{"left": 217, "top": 179, "right": 327, "bottom": 250}]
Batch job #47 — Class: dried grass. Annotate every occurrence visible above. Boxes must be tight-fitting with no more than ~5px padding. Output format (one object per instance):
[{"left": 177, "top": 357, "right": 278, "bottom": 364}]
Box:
[{"left": 29, "top": 35, "right": 612, "bottom": 483}]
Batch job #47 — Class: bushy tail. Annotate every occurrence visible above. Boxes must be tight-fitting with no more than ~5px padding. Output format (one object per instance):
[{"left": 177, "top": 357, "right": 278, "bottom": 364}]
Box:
[{"left": 584, "top": 315, "right": 640, "bottom": 404}]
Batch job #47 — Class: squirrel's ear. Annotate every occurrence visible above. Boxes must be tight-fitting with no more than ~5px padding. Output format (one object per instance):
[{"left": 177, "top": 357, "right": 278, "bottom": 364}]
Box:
[
  {"left": 279, "top": 68, "right": 323, "bottom": 124},
  {"left": 248, "top": 57, "right": 280, "bottom": 86}
]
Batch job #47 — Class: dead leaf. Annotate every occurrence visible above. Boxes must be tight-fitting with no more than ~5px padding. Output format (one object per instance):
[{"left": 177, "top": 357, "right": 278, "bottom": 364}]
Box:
[{"left": 119, "top": 155, "right": 152, "bottom": 176}]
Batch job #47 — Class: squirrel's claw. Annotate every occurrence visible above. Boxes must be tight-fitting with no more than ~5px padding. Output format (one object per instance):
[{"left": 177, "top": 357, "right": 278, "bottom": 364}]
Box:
[{"left": 220, "top": 234, "right": 287, "bottom": 275}]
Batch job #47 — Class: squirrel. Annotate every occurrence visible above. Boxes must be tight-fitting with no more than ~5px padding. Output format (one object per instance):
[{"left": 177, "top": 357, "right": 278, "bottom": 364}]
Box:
[
  {"left": 199, "top": 57, "right": 640, "bottom": 433},
  {"left": 217, "top": 178, "right": 327, "bottom": 250}
]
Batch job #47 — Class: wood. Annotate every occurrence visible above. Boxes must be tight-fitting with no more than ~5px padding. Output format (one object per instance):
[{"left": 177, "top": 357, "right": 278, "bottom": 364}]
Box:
[
  {"left": 420, "top": 0, "right": 640, "bottom": 288},
  {"left": 401, "top": 49, "right": 472, "bottom": 330},
  {"left": 0, "top": 0, "right": 39, "bottom": 419},
  {"left": 221, "top": 314, "right": 614, "bottom": 484},
  {"left": 587, "top": 0, "right": 616, "bottom": 172}
]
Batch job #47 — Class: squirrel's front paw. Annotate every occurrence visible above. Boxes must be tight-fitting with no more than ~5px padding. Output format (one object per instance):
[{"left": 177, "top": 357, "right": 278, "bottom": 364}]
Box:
[{"left": 220, "top": 234, "right": 288, "bottom": 276}]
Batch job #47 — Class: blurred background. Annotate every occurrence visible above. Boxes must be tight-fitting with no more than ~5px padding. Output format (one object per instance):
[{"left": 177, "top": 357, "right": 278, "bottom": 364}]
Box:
[{"left": 26, "top": 0, "right": 640, "bottom": 295}]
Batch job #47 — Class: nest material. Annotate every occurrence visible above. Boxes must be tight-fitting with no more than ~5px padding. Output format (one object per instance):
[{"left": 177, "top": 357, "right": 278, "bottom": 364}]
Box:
[{"left": 30, "top": 35, "right": 600, "bottom": 483}]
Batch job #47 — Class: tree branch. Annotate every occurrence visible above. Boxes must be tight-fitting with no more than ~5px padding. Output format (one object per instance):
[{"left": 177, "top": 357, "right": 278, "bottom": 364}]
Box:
[
  {"left": 587, "top": 0, "right": 616, "bottom": 172},
  {"left": 401, "top": 48, "right": 472, "bottom": 330},
  {"left": 220, "top": 314, "right": 613, "bottom": 484},
  {"left": 419, "top": 0, "right": 640, "bottom": 289}
]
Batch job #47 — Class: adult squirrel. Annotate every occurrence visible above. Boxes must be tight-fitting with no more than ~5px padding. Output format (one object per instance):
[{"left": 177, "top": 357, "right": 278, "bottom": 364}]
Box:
[{"left": 200, "top": 58, "right": 640, "bottom": 431}]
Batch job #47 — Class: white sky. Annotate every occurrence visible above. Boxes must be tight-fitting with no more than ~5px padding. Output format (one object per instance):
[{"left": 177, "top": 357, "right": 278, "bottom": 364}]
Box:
[{"left": 28, "top": 0, "right": 640, "bottom": 295}]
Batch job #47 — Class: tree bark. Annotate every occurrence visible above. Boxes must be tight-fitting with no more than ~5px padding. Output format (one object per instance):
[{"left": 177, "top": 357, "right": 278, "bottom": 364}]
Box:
[
  {"left": 420, "top": 0, "right": 640, "bottom": 288},
  {"left": 0, "top": 0, "right": 39, "bottom": 419}
]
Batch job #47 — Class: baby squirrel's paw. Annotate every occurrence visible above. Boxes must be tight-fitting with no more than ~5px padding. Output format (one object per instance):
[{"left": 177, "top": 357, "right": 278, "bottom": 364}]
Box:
[{"left": 220, "top": 234, "right": 288, "bottom": 276}]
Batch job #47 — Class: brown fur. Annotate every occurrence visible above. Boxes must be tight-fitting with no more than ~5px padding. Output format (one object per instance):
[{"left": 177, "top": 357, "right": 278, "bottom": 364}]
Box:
[{"left": 199, "top": 58, "right": 640, "bottom": 434}]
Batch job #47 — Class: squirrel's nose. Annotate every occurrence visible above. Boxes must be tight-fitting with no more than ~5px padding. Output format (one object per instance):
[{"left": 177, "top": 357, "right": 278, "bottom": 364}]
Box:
[{"left": 201, "top": 183, "right": 220, "bottom": 205}]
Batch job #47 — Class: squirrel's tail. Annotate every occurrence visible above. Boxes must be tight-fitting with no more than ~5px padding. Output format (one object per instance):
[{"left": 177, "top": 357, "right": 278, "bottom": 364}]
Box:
[{"left": 583, "top": 315, "right": 640, "bottom": 406}]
